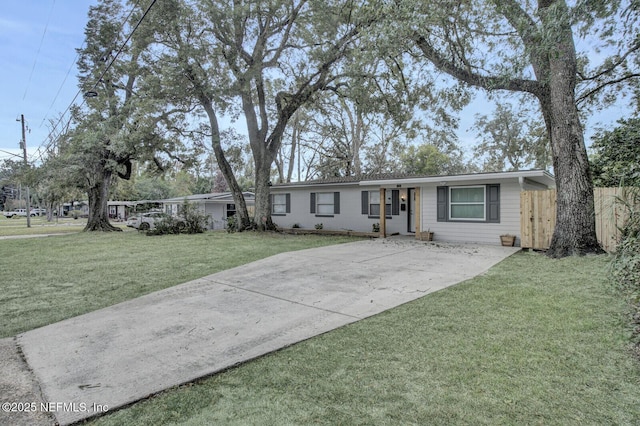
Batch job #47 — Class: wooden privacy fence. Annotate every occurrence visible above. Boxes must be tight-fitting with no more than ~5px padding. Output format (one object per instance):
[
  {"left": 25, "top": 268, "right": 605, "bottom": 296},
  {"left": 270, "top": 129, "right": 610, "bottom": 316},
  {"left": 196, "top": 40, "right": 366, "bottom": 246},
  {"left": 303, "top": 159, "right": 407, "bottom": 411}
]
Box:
[{"left": 520, "top": 187, "right": 633, "bottom": 252}]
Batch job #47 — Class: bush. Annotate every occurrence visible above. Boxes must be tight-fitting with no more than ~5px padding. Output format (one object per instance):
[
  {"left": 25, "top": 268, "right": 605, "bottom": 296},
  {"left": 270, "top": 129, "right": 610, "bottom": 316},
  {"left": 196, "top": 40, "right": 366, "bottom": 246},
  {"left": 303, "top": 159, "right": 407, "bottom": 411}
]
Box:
[
  {"left": 179, "top": 201, "right": 209, "bottom": 234},
  {"left": 610, "top": 187, "right": 640, "bottom": 348},
  {"left": 315, "top": 223, "right": 323, "bottom": 230},
  {"left": 147, "top": 201, "right": 209, "bottom": 236},
  {"left": 226, "top": 215, "right": 240, "bottom": 233}
]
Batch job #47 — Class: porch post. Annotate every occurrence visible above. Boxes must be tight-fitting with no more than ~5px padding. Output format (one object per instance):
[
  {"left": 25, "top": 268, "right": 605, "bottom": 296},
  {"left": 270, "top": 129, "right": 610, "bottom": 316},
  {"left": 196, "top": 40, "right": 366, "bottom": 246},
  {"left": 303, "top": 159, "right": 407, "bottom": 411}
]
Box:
[
  {"left": 414, "top": 187, "right": 421, "bottom": 239},
  {"left": 379, "top": 187, "right": 386, "bottom": 238}
]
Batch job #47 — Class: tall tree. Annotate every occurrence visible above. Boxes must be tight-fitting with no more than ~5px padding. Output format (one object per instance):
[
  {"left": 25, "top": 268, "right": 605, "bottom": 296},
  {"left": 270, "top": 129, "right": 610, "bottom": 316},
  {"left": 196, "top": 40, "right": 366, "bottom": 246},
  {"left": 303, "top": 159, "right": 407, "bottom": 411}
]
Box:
[
  {"left": 152, "top": 0, "right": 380, "bottom": 230},
  {"left": 590, "top": 118, "right": 640, "bottom": 187},
  {"left": 402, "top": 0, "right": 639, "bottom": 257},
  {"left": 473, "top": 101, "right": 551, "bottom": 172},
  {"left": 70, "top": 0, "right": 196, "bottom": 231}
]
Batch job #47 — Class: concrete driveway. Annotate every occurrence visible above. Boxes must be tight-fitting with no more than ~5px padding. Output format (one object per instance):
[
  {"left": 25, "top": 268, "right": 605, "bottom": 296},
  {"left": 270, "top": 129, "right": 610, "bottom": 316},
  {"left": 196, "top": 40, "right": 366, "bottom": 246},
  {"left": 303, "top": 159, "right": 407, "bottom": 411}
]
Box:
[{"left": 11, "top": 238, "right": 519, "bottom": 425}]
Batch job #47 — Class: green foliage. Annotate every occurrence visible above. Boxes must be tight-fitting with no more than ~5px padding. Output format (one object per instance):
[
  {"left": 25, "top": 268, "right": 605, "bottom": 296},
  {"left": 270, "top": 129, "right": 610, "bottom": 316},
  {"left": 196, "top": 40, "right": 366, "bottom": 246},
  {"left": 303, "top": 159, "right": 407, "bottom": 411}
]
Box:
[
  {"left": 147, "top": 214, "right": 185, "bottom": 236},
  {"left": 315, "top": 223, "right": 324, "bottom": 230},
  {"left": 472, "top": 101, "right": 551, "bottom": 172},
  {"left": 147, "top": 201, "right": 209, "bottom": 236},
  {"left": 372, "top": 223, "right": 380, "bottom": 232},
  {"left": 591, "top": 118, "right": 640, "bottom": 187},
  {"left": 179, "top": 200, "right": 210, "bottom": 234},
  {"left": 400, "top": 143, "right": 460, "bottom": 175},
  {"left": 610, "top": 187, "right": 640, "bottom": 347}
]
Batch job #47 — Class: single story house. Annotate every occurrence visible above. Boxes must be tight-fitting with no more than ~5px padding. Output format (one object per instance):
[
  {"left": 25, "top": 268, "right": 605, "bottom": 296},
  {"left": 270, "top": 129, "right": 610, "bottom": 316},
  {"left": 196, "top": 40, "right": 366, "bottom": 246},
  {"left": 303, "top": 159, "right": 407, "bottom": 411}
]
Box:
[
  {"left": 162, "top": 192, "right": 255, "bottom": 230},
  {"left": 108, "top": 201, "right": 137, "bottom": 220},
  {"left": 269, "top": 170, "right": 555, "bottom": 246}
]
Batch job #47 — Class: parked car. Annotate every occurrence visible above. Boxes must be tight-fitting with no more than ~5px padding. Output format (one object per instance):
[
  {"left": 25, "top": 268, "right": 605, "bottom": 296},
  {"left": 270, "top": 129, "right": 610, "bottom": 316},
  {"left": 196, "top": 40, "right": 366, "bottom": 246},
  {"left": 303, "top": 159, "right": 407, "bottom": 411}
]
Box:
[
  {"left": 2, "top": 208, "right": 38, "bottom": 218},
  {"left": 126, "top": 212, "right": 167, "bottom": 230}
]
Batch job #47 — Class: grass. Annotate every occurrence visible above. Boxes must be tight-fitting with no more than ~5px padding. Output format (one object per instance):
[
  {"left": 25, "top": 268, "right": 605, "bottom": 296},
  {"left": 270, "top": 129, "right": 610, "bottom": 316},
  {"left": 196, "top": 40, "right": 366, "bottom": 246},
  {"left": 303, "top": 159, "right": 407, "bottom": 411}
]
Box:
[
  {"left": 3, "top": 232, "right": 639, "bottom": 424},
  {"left": 0, "top": 215, "right": 88, "bottom": 236},
  {"left": 0, "top": 231, "right": 356, "bottom": 338},
  {"left": 86, "top": 251, "right": 640, "bottom": 425}
]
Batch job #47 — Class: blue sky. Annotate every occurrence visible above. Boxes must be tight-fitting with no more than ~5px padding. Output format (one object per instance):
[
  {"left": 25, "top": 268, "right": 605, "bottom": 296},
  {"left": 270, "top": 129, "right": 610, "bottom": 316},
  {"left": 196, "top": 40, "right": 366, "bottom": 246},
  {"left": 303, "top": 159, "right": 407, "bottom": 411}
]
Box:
[
  {"left": 0, "top": 1, "right": 632, "bottom": 167},
  {"left": 0, "top": 1, "right": 97, "bottom": 162}
]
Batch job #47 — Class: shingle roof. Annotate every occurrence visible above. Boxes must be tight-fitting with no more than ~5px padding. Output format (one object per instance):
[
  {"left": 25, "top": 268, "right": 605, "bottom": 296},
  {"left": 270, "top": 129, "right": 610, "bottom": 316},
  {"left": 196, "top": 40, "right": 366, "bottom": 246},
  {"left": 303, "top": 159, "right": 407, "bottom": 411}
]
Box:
[{"left": 272, "top": 172, "right": 422, "bottom": 187}]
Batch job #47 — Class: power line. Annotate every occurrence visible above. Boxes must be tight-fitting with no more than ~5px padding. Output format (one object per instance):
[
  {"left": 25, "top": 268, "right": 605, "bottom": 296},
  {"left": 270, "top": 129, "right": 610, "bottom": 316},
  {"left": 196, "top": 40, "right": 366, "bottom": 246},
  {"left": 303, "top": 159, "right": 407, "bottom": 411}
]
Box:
[
  {"left": 22, "top": 0, "right": 56, "bottom": 102},
  {"left": 32, "top": 0, "right": 155, "bottom": 166}
]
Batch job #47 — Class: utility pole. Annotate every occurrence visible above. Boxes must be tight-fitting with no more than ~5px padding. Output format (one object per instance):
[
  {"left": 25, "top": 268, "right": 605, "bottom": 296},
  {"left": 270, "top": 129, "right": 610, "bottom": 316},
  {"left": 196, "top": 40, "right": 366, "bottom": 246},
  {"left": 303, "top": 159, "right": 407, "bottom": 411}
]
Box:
[{"left": 17, "top": 114, "right": 31, "bottom": 228}]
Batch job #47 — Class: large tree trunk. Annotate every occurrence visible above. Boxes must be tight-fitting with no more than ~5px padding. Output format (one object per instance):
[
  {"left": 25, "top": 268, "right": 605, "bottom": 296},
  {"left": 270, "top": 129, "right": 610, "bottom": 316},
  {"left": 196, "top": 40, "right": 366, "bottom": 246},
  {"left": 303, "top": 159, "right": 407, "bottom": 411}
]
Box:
[
  {"left": 85, "top": 169, "right": 121, "bottom": 232},
  {"left": 253, "top": 157, "right": 276, "bottom": 231},
  {"left": 538, "top": 0, "right": 602, "bottom": 257},
  {"left": 202, "top": 103, "right": 251, "bottom": 230}
]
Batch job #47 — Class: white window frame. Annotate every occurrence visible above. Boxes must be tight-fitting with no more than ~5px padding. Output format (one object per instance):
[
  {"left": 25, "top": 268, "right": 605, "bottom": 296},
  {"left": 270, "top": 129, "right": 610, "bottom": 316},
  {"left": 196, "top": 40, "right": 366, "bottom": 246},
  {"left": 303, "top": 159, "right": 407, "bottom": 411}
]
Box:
[
  {"left": 272, "top": 194, "right": 287, "bottom": 214},
  {"left": 369, "top": 191, "right": 381, "bottom": 216},
  {"left": 449, "top": 185, "right": 486, "bottom": 221},
  {"left": 316, "top": 192, "right": 335, "bottom": 215}
]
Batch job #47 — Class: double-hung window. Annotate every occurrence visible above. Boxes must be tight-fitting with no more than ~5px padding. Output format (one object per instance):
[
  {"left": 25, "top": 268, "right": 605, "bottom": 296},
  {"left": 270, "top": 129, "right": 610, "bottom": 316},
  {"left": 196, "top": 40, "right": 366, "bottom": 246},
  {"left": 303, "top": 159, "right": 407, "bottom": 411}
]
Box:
[
  {"left": 316, "top": 192, "right": 335, "bottom": 215},
  {"left": 310, "top": 192, "right": 340, "bottom": 216},
  {"left": 437, "top": 184, "right": 500, "bottom": 223},
  {"left": 449, "top": 186, "right": 485, "bottom": 221},
  {"left": 271, "top": 193, "right": 290, "bottom": 215},
  {"left": 361, "top": 190, "right": 399, "bottom": 218},
  {"left": 369, "top": 191, "right": 381, "bottom": 216}
]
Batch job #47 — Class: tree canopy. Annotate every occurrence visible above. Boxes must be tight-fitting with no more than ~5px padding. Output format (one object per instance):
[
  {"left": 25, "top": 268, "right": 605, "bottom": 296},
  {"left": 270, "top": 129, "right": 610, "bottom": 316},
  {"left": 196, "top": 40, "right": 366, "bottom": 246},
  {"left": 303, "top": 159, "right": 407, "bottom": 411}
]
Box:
[{"left": 591, "top": 118, "right": 640, "bottom": 187}]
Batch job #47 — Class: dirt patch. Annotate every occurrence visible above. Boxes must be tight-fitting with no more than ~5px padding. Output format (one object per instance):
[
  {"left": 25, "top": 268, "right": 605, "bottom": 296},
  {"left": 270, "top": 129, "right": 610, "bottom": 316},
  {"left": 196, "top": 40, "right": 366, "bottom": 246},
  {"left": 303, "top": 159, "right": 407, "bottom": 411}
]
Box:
[{"left": 0, "top": 337, "right": 54, "bottom": 426}]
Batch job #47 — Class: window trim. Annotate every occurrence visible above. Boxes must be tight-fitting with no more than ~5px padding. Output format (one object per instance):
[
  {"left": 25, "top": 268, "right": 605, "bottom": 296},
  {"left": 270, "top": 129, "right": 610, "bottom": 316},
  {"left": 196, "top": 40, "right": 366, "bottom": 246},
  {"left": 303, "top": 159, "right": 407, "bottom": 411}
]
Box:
[
  {"left": 311, "top": 192, "right": 339, "bottom": 217},
  {"left": 271, "top": 193, "right": 289, "bottom": 216},
  {"left": 437, "top": 184, "right": 500, "bottom": 223},
  {"left": 361, "top": 190, "right": 397, "bottom": 219},
  {"left": 448, "top": 185, "right": 486, "bottom": 221}
]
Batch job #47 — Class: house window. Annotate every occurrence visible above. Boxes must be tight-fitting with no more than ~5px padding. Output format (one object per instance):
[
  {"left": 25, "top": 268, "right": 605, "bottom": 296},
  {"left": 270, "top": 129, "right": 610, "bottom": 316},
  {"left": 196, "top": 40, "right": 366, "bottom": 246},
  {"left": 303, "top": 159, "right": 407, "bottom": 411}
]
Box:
[
  {"left": 316, "top": 192, "right": 335, "bottom": 215},
  {"left": 369, "top": 191, "right": 381, "bottom": 216},
  {"left": 437, "top": 184, "right": 500, "bottom": 223},
  {"left": 450, "top": 186, "right": 485, "bottom": 221},
  {"left": 361, "top": 190, "right": 398, "bottom": 218},
  {"left": 271, "top": 193, "right": 290, "bottom": 215},
  {"left": 310, "top": 192, "right": 340, "bottom": 216},
  {"left": 226, "top": 203, "right": 236, "bottom": 217}
]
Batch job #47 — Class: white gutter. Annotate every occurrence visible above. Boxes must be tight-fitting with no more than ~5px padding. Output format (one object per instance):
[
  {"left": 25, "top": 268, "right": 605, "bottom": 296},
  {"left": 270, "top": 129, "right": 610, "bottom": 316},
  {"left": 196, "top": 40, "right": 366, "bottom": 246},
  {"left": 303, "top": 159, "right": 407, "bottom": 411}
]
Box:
[{"left": 359, "top": 170, "right": 555, "bottom": 187}]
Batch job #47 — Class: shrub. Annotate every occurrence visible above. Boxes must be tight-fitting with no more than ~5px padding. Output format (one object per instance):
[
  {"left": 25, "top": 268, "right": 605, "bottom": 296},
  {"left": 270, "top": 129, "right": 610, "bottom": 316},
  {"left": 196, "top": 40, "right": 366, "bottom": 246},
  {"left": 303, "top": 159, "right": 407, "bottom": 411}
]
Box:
[
  {"left": 179, "top": 200, "right": 209, "bottom": 234},
  {"left": 226, "top": 215, "right": 239, "bottom": 233},
  {"left": 147, "top": 201, "right": 209, "bottom": 236},
  {"left": 610, "top": 187, "right": 640, "bottom": 349},
  {"left": 372, "top": 223, "right": 380, "bottom": 233},
  {"left": 315, "top": 223, "right": 323, "bottom": 230}
]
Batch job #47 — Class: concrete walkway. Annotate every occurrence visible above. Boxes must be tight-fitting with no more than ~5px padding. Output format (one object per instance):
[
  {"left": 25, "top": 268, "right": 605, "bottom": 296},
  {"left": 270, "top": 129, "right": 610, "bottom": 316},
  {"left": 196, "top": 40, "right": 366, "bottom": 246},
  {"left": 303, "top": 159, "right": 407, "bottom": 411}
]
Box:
[{"left": 12, "top": 239, "right": 519, "bottom": 425}]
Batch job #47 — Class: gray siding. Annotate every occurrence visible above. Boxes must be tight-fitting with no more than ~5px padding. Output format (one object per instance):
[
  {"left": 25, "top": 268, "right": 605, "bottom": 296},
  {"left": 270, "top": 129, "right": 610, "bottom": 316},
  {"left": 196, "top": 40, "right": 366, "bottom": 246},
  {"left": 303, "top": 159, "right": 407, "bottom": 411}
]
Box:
[
  {"left": 271, "top": 175, "right": 550, "bottom": 245},
  {"left": 420, "top": 180, "right": 522, "bottom": 245},
  {"left": 270, "top": 185, "right": 411, "bottom": 234}
]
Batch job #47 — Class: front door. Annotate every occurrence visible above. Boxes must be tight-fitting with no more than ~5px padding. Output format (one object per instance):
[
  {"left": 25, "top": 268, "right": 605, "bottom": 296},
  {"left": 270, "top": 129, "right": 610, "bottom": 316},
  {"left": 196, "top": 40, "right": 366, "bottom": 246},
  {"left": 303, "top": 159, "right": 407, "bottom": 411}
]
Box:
[{"left": 408, "top": 188, "right": 416, "bottom": 233}]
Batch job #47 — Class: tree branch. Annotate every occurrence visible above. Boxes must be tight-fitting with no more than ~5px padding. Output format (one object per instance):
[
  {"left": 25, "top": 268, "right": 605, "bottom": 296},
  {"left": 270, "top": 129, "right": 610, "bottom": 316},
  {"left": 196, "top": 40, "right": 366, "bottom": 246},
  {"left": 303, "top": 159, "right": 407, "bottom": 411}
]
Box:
[{"left": 413, "top": 32, "right": 543, "bottom": 97}]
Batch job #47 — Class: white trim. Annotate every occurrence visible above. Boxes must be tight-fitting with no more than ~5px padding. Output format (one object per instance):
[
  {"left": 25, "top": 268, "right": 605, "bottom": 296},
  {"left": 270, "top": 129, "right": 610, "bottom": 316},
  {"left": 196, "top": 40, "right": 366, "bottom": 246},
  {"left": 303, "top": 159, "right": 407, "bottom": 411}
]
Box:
[
  {"left": 359, "top": 170, "right": 554, "bottom": 187},
  {"left": 449, "top": 185, "right": 486, "bottom": 221}
]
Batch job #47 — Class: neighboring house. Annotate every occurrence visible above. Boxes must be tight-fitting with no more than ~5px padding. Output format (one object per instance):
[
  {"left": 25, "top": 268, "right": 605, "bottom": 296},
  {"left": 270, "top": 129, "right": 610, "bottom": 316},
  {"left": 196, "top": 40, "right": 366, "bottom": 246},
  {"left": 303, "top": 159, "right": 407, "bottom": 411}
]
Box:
[
  {"left": 162, "top": 192, "right": 255, "bottom": 230},
  {"left": 108, "top": 201, "right": 137, "bottom": 220},
  {"left": 269, "top": 170, "right": 555, "bottom": 246}
]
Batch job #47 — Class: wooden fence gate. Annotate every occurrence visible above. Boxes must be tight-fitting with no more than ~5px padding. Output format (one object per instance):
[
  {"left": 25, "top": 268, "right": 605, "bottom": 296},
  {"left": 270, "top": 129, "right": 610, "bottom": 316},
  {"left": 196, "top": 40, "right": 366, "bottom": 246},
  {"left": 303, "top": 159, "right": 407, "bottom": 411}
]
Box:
[{"left": 520, "top": 187, "right": 632, "bottom": 252}]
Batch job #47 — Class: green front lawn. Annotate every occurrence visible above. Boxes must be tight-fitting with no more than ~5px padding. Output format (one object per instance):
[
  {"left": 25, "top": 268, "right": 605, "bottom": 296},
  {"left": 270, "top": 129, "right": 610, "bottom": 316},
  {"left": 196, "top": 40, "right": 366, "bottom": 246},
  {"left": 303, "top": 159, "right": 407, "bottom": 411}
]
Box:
[
  {"left": 0, "top": 215, "right": 89, "bottom": 236},
  {"left": 89, "top": 252, "right": 640, "bottom": 425},
  {"left": 0, "top": 232, "right": 356, "bottom": 337},
  {"left": 2, "top": 232, "right": 638, "bottom": 424}
]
